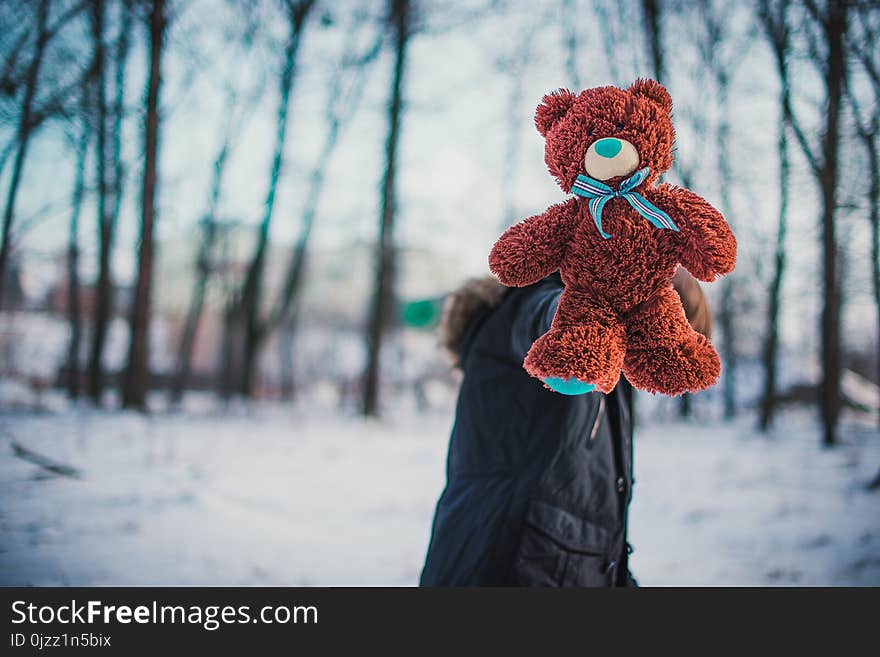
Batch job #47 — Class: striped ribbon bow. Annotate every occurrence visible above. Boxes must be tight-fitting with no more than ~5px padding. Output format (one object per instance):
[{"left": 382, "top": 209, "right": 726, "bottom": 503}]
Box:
[{"left": 570, "top": 167, "right": 679, "bottom": 239}]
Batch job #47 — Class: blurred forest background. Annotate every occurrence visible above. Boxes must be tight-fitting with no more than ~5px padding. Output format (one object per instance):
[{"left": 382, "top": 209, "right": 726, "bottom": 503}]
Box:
[
  {"left": 1, "top": 0, "right": 879, "bottom": 436},
  {"left": 0, "top": 0, "right": 879, "bottom": 586}
]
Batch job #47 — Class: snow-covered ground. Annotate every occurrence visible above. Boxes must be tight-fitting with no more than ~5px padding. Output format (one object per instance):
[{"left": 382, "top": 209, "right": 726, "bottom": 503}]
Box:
[{"left": 0, "top": 398, "right": 878, "bottom": 586}]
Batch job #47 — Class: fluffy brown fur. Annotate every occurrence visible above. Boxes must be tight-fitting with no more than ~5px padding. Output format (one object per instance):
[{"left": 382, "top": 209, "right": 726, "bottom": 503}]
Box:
[{"left": 489, "top": 79, "right": 736, "bottom": 395}]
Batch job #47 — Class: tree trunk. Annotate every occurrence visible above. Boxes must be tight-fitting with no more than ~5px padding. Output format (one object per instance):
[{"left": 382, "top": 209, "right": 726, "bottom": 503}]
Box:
[
  {"left": 759, "top": 112, "right": 789, "bottom": 431},
  {"left": 254, "top": 15, "right": 381, "bottom": 399},
  {"left": 232, "top": 0, "right": 314, "bottom": 399},
  {"left": 87, "top": 0, "right": 131, "bottom": 404},
  {"left": 718, "top": 262, "right": 736, "bottom": 422},
  {"left": 219, "top": 304, "right": 244, "bottom": 401},
  {"left": 717, "top": 280, "right": 735, "bottom": 418},
  {"left": 264, "top": 106, "right": 338, "bottom": 353},
  {"left": 644, "top": 0, "right": 699, "bottom": 422},
  {"left": 695, "top": 3, "right": 738, "bottom": 419},
  {"left": 643, "top": 0, "right": 694, "bottom": 420},
  {"left": 641, "top": 0, "right": 664, "bottom": 84},
  {"left": 818, "top": 0, "right": 847, "bottom": 447},
  {"left": 0, "top": 0, "right": 50, "bottom": 309},
  {"left": 121, "top": 0, "right": 166, "bottom": 409},
  {"left": 108, "top": 0, "right": 132, "bottom": 258},
  {"left": 0, "top": 141, "right": 17, "bottom": 180},
  {"left": 65, "top": 83, "right": 91, "bottom": 399},
  {"left": 169, "top": 126, "right": 231, "bottom": 405},
  {"left": 678, "top": 393, "right": 691, "bottom": 417},
  {"left": 562, "top": 0, "right": 580, "bottom": 89},
  {"left": 498, "top": 25, "right": 534, "bottom": 231},
  {"left": 278, "top": 311, "right": 297, "bottom": 400},
  {"left": 863, "top": 133, "right": 879, "bottom": 427},
  {"left": 170, "top": 217, "right": 216, "bottom": 405},
  {"left": 758, "top": 0, "right": 791, "bottom": 432},
  {"left": 362, "top": 0, "right": 410, "bottom": 417},
  {"left": 87, "top": 0, "right": 111, "bottom": 404},
  {"left": 765, "top": 0, "right": 846, "bottom": 446}
]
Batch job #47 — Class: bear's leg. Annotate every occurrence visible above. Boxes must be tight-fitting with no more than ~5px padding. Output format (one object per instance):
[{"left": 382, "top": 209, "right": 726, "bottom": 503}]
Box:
[
  {"left": 622, "top": 285, "right": 721, "bottom": 395},
  {"left": 524, "top": 288, "right": 625, "bottom": 394}
]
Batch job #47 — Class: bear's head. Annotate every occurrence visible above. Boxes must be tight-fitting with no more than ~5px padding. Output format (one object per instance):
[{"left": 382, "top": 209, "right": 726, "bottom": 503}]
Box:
[{"left": 535, "top": 79, "right": 674, "bottom": 193}]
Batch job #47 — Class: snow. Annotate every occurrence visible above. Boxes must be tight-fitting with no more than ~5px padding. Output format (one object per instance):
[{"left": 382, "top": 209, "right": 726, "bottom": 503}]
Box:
[
  {"left": 628, "top": 412, "right": 880, "bottom": 585},
  {"left": 0, "top": 399, "right": 878, "bottom": 586}
]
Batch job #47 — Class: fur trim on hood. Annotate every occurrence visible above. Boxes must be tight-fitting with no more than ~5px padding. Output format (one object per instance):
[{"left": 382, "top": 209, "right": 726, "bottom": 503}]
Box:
[{"left": 439, "top": 276, "right": 508, "bottom": 368}]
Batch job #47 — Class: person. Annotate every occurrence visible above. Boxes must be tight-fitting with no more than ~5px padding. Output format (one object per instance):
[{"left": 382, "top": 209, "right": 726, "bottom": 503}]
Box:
[{"left": 419, "top": 268, "right": 712, "bottom": 587}]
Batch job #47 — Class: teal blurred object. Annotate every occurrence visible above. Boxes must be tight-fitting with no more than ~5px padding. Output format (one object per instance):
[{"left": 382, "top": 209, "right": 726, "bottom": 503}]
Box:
[{"left": 400, "top": 298, "right": 443, "bottom": 328}]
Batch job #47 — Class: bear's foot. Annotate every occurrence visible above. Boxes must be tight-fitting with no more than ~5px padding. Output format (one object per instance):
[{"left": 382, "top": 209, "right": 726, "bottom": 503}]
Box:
[
  {"left": 524, "top": 323, "right": 625, "bottom": 394},
  {"left": 542, "top": 377, "right": 597, "bottom": 396},
  {"left": 623, "top": 336, "right": 721, "bottom": 395}
]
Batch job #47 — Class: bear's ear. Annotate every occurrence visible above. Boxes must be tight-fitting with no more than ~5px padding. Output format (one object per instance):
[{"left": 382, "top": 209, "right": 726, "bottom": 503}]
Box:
[
  {"left": 628, "top": 78, "right": 672, "bottom": 112},
  {"left": 535, "top": 89, "right": 577, "bottom": 137}
]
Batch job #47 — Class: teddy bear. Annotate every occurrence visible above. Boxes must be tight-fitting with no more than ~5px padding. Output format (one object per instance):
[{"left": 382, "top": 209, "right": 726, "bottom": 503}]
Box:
[{"left": 488, "top": 79, "right": 736, "bottom": 396}]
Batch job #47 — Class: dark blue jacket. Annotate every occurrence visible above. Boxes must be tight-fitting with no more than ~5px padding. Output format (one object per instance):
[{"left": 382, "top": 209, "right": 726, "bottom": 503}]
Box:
[{"left": 420, "top": 274, "right": 635, "bottom": 586}]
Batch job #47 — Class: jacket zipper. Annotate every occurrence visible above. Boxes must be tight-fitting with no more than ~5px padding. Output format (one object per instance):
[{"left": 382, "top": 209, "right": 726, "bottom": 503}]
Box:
[{"left": 589, "top": 396, "right": 605, "bottom": 443}]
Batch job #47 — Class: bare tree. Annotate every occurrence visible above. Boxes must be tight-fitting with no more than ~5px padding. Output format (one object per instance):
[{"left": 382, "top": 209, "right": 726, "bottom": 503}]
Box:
[
  {"left": 497, "top": 12, "right": 537, "bottom": 230},
  {"left": 121, "top": 0, "right": 166, "bottom": 409},
  {"left": 786, "top": 0, "right": 848, "bottom": 446},
  {"left": 87, "top": 0, "right": 131, "bottom": 404},
  {"left": 64, "top": 78, "right": 92, "bottom": 399},
  {"left": 0, "top": 0, "right": 50, "bottom": 308},
  {"left": 643, "top": 1, "right": 700, "bottom": 190},
  {"left": 0, "top": 14, "right": 34, "bottom": 97},
  {"left": 108, "top": 0, "right": 131, "bottom": 273},
  {"left": 641, "top": 0, "right": 665, "bottom": 85},
  {"left": 845, "top": 3, "right": 879, "bottom": 426},
  {"left": 641, "top": 0, "right": 701, "bottom": 418},
  {"left": 86, "top": 0, "right": 110, "bottom": 401},
  {"left": 169, "top": 87, "right": 240, "bottom": 405},
  {"left": 594, "top": 0, "right": 637, "bottom": 84},
  {"left": 561, "top": 0, "right": 580, "bottom": 89},
  {"left": 222, "top": 0, "right": 316, "bottom": 399},
  {"left": 0, "top": 141, "right": 16, "bottom": 180},
  {"left": 362, "top": 0, "right": 411, "bottom": 417},
  {"left": 696, "top": 0, "right": 744, "bottom": 420},
  {"left": 757, "top": 0, "right": 793, "bottom": 432},
  {"left": 0, "top": 4, "right": 87, "bottom": 185},
  {"left": 270, "top": 18, "right": 384, "bottom": 399}
]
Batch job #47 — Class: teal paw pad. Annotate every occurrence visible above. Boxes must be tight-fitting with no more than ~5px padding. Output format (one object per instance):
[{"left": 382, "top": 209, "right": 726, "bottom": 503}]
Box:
[{"left": 543, "top": 377, "right": 596, "bottom": 396}]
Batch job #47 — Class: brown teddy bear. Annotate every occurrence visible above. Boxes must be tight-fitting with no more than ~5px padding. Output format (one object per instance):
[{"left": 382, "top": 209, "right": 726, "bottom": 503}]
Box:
[{"left": 489, "top": 79, "right": 736, "bottom": 396}]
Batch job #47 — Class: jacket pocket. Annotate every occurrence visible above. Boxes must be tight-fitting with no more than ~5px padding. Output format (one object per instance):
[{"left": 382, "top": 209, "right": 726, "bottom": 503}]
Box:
[{"left": 512, "top": 500, "right": 613, "bottom": 587}]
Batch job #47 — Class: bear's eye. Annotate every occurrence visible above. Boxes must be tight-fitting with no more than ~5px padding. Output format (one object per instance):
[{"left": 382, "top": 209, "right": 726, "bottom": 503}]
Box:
[
  {"left": 614, "top": 121, "right": 625, "bottom": 132},
  {"left": 586, "top": 127, "right": 594, "bottom": 137}
]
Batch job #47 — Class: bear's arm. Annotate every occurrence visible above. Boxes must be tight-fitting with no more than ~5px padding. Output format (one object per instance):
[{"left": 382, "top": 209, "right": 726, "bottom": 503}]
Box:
[
  {"left": 489, "top": 199, "right": 577, "bottom": 287},
  {"left": 647, "top": 185, "right": 737, "bottom": 282}
]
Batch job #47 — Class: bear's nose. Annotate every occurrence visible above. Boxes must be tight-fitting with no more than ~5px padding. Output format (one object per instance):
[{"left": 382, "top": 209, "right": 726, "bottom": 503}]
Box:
[
  {"left": 594, "top": 138, "right": 623, "bottom": 158},
  {"left": 584, "top": 138, "right": 639, "bottom": 181}
]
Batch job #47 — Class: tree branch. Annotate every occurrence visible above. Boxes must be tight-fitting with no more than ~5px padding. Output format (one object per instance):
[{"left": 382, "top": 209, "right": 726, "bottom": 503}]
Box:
[
  {"left": 758, "top": 0, "right": 822, "bottom": 175},
  {"left": 44, "top": 0, "right": 89, "bottom": 41}
]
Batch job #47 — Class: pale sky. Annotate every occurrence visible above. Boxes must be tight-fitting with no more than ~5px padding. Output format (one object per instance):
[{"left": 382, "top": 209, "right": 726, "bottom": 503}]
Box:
[{"left": 4, "top": 0, "right": 877, "bottom": 360}]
